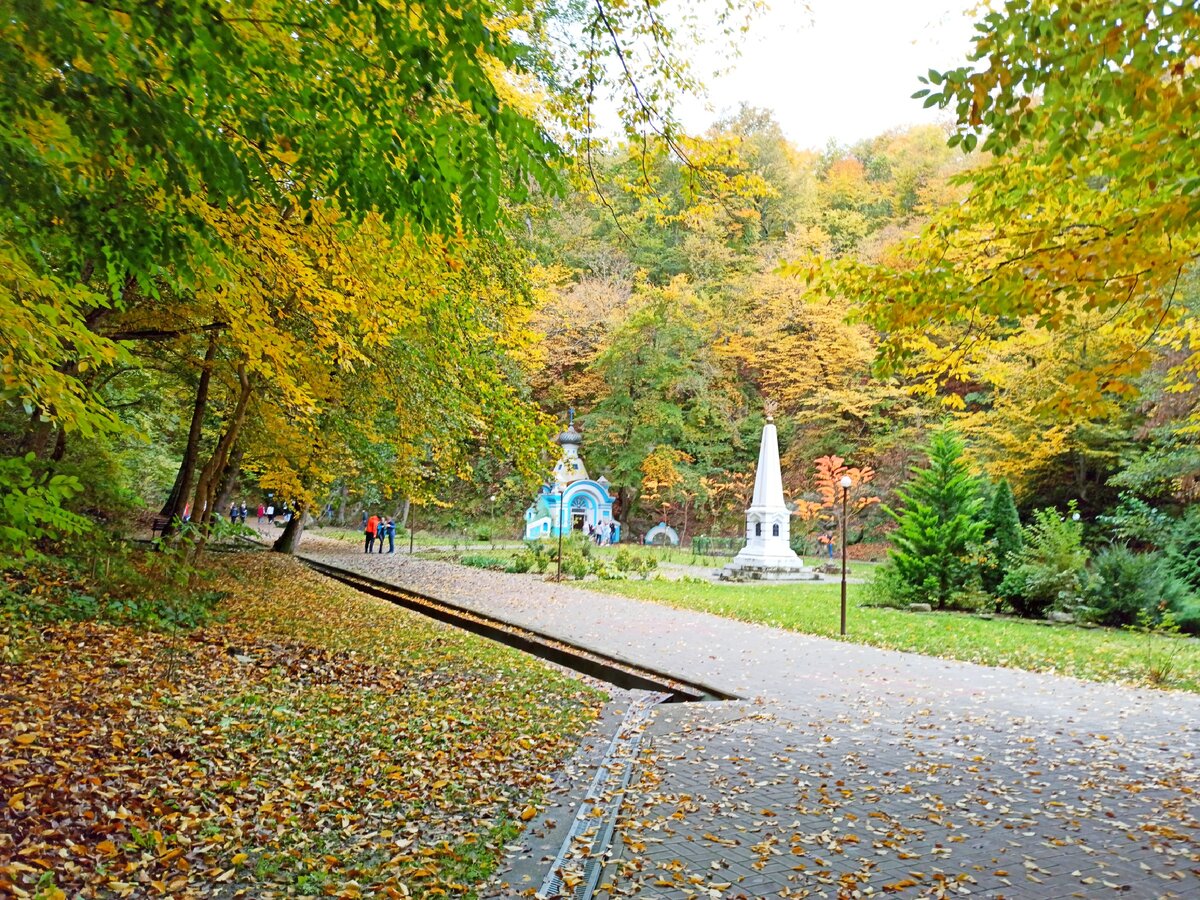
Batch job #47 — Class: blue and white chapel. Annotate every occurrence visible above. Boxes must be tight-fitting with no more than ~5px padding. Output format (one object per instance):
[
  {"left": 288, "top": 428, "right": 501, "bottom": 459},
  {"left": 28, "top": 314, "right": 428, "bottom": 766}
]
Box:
[{"left": 523, "top": 414, "right": 619, "bottom": 541}]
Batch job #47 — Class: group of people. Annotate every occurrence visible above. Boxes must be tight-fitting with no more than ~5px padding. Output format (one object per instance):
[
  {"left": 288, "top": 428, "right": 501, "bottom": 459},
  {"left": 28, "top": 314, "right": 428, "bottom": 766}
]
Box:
[
  {"left": 228, "top": 502, "right": 248, "bottom": 524},
  {"left": 583, "top": 519, "right": 618, "bottom": 545},
  {"left": 364, "top": 514, "right": 397, "bottom": 553},
  {"left": 252, "top": 503, "right": 291, "bottom": 527}
]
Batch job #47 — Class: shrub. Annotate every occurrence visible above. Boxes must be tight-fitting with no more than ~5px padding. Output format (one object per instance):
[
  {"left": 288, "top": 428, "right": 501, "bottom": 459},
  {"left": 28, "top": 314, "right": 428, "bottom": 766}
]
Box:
[
  {"left": 1172, "top": 596, "right": 1200, "bottom": 635},
  {"left": 460, "top": 553, "right": 508, "bottom": 570},
  {"left": 999, "top": 505, "right": 1088, "bottom": 618},
  {"left": 634, "top": 556, "right": 658, "bottom": 579},
  {"left": 613, "top": 548, "right": 636, "bottom": 573},
  {"left": 1096, "top": 494, "right": 1174, "bottom": 548},
  {"left": 505, "top": 553, "right": 533, "bottom": 574},
  {"left": 1081, "top": 545, "right": 1189, "bottom": 628},
  {"left": 474, "top": 526, "right": 493, "bottom": 543}
]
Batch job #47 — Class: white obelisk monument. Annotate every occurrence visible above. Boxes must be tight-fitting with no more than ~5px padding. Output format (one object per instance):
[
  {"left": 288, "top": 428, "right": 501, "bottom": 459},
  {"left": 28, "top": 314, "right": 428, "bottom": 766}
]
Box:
[{"left": 721, "top": 416, "right": 811, "bottom": 580}]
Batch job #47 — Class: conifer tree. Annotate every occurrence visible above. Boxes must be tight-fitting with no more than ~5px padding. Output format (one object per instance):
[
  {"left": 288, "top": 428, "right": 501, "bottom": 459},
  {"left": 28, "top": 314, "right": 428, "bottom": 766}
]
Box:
[
  {"left": 982, "top": 479, "right": 1022, "bottom": 594},
  {"left": 884, "top": 429, "right": 986, "bottom": 609},
  {"left": 1163, "top": 506, "right": 1200, "bottom": 596}
]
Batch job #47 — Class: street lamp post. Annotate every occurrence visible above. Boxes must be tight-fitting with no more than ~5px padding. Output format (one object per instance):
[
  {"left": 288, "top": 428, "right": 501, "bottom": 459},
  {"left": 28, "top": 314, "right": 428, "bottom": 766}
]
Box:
[
  {"left": 839, "top": 474, "right": 852, "bottom": 636},
  {"left": 409, "top": 504, "right": 416, "bottom": 555},
  {"left": 556, "top": 490, "right": 566, "bottom": 582},
  {"left": 489, "top": 493, "right": 497, "bottom": 547}
]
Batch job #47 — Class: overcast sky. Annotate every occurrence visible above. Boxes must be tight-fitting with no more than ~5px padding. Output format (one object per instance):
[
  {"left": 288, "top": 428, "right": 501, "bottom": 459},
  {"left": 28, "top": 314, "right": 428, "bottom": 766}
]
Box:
[{"left": 673, "top": 0, "right": 980, "bottom": 149}]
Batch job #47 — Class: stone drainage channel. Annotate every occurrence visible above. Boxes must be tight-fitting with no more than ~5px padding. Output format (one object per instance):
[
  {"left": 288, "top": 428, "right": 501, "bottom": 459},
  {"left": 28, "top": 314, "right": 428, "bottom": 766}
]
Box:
[{"left": 299, "top": 558, "right": 739, "bottom": 900}]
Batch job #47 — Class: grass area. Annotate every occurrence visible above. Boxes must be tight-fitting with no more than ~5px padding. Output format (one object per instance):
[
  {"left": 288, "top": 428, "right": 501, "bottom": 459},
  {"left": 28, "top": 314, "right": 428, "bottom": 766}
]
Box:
[
  {"left": 585, "top": 577, "right": 1200, "bottom": 692},
  {"left": 0, "top": 552, "right": 602, "bottom": 899}
]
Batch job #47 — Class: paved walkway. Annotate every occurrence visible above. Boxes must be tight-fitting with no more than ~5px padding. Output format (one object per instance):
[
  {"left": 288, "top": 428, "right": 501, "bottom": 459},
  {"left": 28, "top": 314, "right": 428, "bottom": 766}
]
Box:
[{"left": 300, "top": 539, "right": 1200, "bottom": 898}]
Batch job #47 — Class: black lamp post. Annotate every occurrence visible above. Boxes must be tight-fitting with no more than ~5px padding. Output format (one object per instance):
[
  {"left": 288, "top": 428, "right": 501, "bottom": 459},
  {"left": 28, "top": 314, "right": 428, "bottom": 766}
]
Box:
[
  {"left": 409, "top": 503, "right": 416, "bottom": 555},
  {"left": 839, "top": 474, "right": 852, "bottom": 636},
  {"left": 556, "top": 490, "right": 565, "bottom": 581}
]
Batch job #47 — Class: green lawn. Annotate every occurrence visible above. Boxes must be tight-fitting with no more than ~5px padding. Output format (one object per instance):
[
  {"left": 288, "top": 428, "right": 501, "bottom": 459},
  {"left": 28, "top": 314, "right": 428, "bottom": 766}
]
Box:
[{"left": 585, "top": 577, "right": 1200, "bottom": 693}]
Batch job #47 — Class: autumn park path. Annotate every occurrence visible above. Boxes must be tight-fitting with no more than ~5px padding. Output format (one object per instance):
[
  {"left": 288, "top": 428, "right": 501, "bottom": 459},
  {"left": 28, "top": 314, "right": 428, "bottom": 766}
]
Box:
[{"left": 298, "top": 538, "right": 1200, "bottom": 899}]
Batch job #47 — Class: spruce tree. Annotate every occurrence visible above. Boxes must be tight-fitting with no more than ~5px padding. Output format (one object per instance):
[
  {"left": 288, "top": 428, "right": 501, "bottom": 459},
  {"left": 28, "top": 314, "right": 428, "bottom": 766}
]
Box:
[
  {"left": 982, "top": 479, "right": 1022, "bottom": 594},
  {"left": 1163, "top": 506, "right": 1200, "bottom": 595},
  {"left": 884, "top": 429, "right": 986, "bottom": 609}
]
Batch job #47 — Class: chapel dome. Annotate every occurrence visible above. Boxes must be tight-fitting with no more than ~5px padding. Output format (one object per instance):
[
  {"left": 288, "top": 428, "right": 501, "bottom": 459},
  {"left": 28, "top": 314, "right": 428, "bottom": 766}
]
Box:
[{"left": 556, "top": 424, "right": 583, "bottom": 447}]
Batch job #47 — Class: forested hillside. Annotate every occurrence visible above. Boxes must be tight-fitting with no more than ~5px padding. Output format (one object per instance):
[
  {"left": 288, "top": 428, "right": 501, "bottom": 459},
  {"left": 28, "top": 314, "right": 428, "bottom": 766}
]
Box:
[{"left": 506, "top": 109, "right": 1198, "bottom": 554}]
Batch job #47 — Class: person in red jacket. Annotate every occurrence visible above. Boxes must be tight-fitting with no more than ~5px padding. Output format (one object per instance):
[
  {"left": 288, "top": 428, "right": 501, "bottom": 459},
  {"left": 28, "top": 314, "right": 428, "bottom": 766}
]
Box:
[{"left": 364, "top": 514, "right": 379, "bottom": 553}]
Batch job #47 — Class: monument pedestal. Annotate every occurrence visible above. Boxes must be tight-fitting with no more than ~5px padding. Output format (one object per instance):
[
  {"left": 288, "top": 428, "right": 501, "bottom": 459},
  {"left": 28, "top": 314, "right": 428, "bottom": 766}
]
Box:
[{"left": 719, "top": 561, "right": 820, "bottom": 582}]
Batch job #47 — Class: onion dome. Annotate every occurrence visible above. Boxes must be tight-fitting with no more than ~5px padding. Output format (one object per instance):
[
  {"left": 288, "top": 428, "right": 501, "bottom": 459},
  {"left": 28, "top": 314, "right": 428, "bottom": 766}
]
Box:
[{"left": 556, "top": 424, "right": 583, "bottom": 448}]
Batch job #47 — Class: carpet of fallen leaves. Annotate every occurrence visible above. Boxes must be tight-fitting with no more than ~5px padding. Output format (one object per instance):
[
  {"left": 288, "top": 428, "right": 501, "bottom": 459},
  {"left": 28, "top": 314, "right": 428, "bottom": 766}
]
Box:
[
  {"left": 0, "top": 553, "right": 602, "bottom": 898},
  {"left": 607, "top": 705, "right": 1200, "bottom": 899}
]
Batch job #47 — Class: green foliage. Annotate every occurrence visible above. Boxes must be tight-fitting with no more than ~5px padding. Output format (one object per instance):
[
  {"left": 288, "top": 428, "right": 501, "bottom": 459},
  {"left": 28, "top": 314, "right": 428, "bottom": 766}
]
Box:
[
  {"left": 980, "top": 479, "right": 1021, "bottom": 594},
  {"left": 504, "top": 553, "right": 533, "bottom": 574},
  {"left": 882, "top": 430, "right": 986, "bottom": 609},
  {"left": 1096, "top": 494, "right": 1177, "bottom": 549},
  {"left": 1081, "top": 545, "right": 1190, "bottom": 629},
  {"left": 999, "top": 505, "right": 1089, "bottom": 619},
  {"left": 0, "top": 454, "right": 89, "bottom": 561},
  {"left": 1, "top": 547, "right": 225, "bottom": 660},
  {"left": 1162, "top": 506, "right": 1200, "bottom": 596},
  {"left": 613, "top": 549, "right": 637, "bottom": 573},
  {"left": 459, "top": 553, "right": 511, "bottom": 571}
]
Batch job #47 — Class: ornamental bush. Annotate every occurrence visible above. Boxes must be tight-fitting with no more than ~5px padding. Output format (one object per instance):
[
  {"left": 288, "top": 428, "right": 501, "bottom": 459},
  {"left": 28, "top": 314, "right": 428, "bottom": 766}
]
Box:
[
  {"left": 999, "top": 505, "right": 1088, "bottom": 618},
  {"left": 1081, "top": 545, "right": 1189, "bottom": 628}
]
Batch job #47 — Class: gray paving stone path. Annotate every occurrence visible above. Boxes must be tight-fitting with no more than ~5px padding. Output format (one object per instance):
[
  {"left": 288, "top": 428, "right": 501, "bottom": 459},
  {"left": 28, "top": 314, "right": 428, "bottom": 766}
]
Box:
[{"left": 300, "top": 538, "right": 1200, "bottom": 899}]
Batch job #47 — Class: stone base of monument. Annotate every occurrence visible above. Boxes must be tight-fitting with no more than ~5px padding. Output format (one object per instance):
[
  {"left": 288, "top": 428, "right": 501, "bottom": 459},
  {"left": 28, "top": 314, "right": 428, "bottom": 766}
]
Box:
[{"left": 718, "top": 562, "right": 822, "bottom": 582}]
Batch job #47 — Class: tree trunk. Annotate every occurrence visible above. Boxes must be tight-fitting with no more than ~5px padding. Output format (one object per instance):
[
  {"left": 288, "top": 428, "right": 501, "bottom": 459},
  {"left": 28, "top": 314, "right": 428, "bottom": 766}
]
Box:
[
  {"left": 272, "top": 506, "right": 308, "bottom": 554},
  {"left": 191, "top": 364, "right": 254, "bottom": 533},
  {"left": 50, "top": 427, "right": 68, "bottom": 463},
  {"left": 213, "top": 442, "right": 245, "bottom": 518},
  {"left": 336, "top": 483, "right": 349, "bottom": 527},
  {"left": 162, "top": 334, "right": 218, "bottom": 534},
  {"left": 399, "top": 497, "right": 411, "bottom": 529}
]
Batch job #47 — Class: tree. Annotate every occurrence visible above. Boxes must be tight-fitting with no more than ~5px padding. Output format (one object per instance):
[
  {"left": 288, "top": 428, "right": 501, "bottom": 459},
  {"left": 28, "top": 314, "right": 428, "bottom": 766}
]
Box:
[
  {"left": 583, "top": 277, "right": 747, "bottom": 523},
  {"left": 981, "top": 479, "right": 1022, "bottom": 595},
  {"left": 815, "top": 1, "right": 1200, "bottom": 410},
  {"left": 1163, "top": 506, "right": 1200, "bottom": 597},
  {"left": 883, "top": 429, "right": 986, "bottom": 609}
]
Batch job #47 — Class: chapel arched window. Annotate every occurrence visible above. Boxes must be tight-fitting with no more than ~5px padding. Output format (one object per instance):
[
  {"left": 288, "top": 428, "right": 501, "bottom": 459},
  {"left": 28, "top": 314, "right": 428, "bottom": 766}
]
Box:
[{"left": 772, "top": 523, "right": 780, "bottom": 537}]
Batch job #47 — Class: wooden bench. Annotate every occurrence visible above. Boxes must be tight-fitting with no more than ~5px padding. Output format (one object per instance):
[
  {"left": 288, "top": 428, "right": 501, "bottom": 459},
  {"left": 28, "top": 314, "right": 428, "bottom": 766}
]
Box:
[{"left": 150, "top": 515, "right": 170, "bottom": 537}]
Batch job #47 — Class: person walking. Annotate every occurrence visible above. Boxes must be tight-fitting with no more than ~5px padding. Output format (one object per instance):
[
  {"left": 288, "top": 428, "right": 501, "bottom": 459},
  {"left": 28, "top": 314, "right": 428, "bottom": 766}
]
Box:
[
  {"left": 385, "top": 517, "right": 396, "bottom": 553},
  {"left": 239, "top": 502, "right": 248, "bottom": 524},
  {"left": 266, "top": 504, "right": 275, "bottom": 526},
  {"left": 257, "top": 503, "right": 265, "bottom": 525},
  {"left": 229, "top": 502, "right": 238, "bottom": 524},
  {"left": 365, "top": 513, "right": 379, "bottom": 553}
]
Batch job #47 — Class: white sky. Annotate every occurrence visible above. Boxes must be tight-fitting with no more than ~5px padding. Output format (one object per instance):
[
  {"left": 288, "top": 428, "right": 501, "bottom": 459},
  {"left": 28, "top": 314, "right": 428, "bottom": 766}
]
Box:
[{"left": 674, "top": 0, "right": 981, "bottom": 149}]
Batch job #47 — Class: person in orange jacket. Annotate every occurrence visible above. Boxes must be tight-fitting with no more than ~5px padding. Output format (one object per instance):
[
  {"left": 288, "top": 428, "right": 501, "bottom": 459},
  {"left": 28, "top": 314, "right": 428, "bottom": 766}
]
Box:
[{"left": 365, "top": 514, "right": 380, "bottom": 553}]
